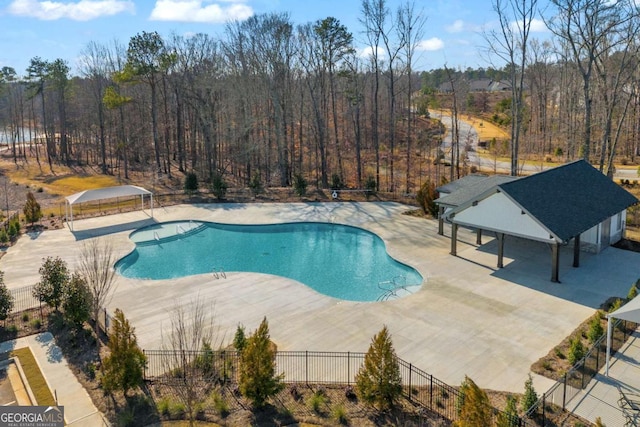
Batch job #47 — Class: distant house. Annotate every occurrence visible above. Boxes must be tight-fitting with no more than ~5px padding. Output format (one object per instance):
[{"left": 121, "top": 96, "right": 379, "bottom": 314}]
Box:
[
  {"left": 435, "top": 160, "right": 638, "bottom": 282},
  {"left": 437, "top": 78, "right": 513, "bottom": 93}
]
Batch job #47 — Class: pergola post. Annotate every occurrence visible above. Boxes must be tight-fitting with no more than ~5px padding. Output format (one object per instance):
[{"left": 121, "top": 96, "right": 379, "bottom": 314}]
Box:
[
  {"left": 438, "top": 205, "right": 445, "bottom": 236},
  {"left": 476, "top": 229, "right": 482, "bottom": 245},
  {"left": 450, "top": 223, "right": 458, "bottom": 256},
  {"left": 551, "top": 243, "right": 560, "bottom": 282},
  {"left": 606, "top": 315, "right": 612, "bottom": 376},
  {"left": 573, "top": 234, "right": 580, "bottom": 268},
  {"left": 497, "top": 232, "right": 504, "bottom": 268}
]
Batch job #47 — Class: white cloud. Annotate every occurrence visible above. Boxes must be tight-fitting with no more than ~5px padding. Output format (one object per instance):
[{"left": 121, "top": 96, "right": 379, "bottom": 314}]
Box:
[
  {"left": 510, "top": 18, "right": 548, "bottom": 33},
  {"left": 7, "top": 0, "right": 134, "bottom": 21},
  {"left": 149, "top": 0, "right": 253, "bottom": 23},
  {"left": 358, "top": 45, "right": 386, "bottom": 61},
  {"left": 446, "top": 19, "right": 465, "bottom": 33},
  {"left": 417, "top": 38, "right": 444, "bottom": 51}
]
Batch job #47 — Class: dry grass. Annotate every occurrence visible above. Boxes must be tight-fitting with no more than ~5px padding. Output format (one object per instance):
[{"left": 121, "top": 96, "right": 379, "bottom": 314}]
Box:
[
  {"left": 460, "top": 115, "right": 510, "bottom": 141},
  {"left": 11, "top": 347, "right": 56, "bottom": 406}
]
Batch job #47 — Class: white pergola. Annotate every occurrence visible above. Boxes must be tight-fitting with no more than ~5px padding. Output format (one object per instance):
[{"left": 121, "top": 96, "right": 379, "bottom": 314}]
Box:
[
  {"left": 65, "top": 185, "right": 153, "bottom": 231},
  {"left": 606, "top": 293, "right": 640, "bottom": 376}
]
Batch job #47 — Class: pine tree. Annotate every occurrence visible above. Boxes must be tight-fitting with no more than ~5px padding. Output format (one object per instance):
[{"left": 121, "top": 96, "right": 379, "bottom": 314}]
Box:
[
  {"left": 101, "top": 309, "right": 146, "bottom": 396},
  {"left": 455, "top": 376, "right": 492, "bottom": 427},
  {"left": 23, "top": 191, "right": 42, "bottom": 226},
  {"left": 355, "top": 325, "right": 402, "bottom": 411},
  {"left": 238, "top": 317, "right": 284, "bottom": 408}
]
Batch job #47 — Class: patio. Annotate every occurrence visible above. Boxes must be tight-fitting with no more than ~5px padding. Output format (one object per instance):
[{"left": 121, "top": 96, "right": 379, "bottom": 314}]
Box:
[
  {"left": 567, "top": 331, "right": 640, "bottom": 426},
  {"left": 1, "top": 202, "right": 639, "bottom": 396}
]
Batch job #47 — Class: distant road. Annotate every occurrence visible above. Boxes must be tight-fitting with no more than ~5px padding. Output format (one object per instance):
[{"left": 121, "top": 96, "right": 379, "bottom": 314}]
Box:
[{"left": 433, "top": 111, "right": 636, "bottom": 180}]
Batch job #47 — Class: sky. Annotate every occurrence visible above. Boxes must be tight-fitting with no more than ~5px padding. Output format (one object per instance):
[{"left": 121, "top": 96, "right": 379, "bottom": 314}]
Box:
[{"left": 0, "top": 0, "right": 552, "bottom": 76}]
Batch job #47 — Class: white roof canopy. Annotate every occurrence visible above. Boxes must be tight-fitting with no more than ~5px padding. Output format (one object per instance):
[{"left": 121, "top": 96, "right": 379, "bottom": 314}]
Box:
[
  {"left": 66, "top": 185, "right": 151, "bottom": 205},
  {"left": 65, "top": 185, "right": 153, "bottom": 232},
  {"left": 606, "top": 293, "right": 640, "bottom": 376}
]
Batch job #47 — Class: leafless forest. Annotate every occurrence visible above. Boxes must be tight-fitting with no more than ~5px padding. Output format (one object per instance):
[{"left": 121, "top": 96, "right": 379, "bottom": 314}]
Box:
[{"left": 1, "top": 0, "right": 640, "bottom": 194}]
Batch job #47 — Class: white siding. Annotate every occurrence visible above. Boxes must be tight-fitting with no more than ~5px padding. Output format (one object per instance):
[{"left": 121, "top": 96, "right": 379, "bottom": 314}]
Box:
[{"left": 452, "top": 191, "right": 555, "bottom": 242}]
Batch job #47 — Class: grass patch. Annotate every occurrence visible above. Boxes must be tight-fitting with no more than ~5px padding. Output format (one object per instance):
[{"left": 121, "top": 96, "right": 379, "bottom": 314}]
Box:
[{"left": 11, "top": 347, "right": 56, "bottom": 406}]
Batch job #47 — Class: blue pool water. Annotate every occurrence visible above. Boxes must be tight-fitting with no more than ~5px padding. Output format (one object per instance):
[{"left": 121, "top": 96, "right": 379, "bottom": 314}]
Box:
[{"left": 115, "top": 221, "right": 423, "bottom": 301}]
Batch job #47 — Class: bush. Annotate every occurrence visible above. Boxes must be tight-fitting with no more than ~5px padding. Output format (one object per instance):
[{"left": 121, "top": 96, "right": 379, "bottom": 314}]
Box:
[
  {"left": 0, "top": 229, "right": 8, "bottom": 244},
  {"left": 30, "top": 319, "right": 42, "bottom": 330},
  {"left": 33, "top": 257, "right": 69, "bottom": 311},
  {"left": 183, "top": 172, "right": 198, "bottom": 194},
  {"left": 0, "top": 272, "right": 13, "bottom": 322},
  {"left": 628, "top": 282, "right": 638, "bottom": 300},
  {"left": 364, "top": 175, "right": 377, "bottom": 199},
  {"left": 211, "top": 173, "right": 228, "bottom": 200},
  {"left": 568, "top": 337, "right": 585, "bottom": 365},
  {"left": 293, "top": 174, "right": 307, "bottom": 197},
  {"left": 554, "top": 147, "right": 563, "bottom": 157},
  {"left": 332, "top": 404, "right": 348, "bottom": 424},
  {"left": 210, "top": 390, "right": 229, "bottom": 417},
  {"left": 308, "top": 390, "right": 326, "bottom": 413},
  {"left": 331, "top": 173, "right": 344, "bottom": 190},
  {"left": 588, "top": 315, "right": 604, "bottom": 344}
]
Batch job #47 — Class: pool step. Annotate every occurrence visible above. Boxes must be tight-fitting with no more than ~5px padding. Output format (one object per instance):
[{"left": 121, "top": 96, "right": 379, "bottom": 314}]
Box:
[{"left": 137, "top": 223, "right": 208, "bottom": 246}]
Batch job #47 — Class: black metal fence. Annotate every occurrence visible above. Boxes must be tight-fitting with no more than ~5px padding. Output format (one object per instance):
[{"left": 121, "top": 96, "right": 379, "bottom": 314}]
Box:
[
  {"left": 525, "top": 319, "right": 637, "bottom": 422},
  {"left": 144, "top": 348, "right": 535, "bottom": 426}
]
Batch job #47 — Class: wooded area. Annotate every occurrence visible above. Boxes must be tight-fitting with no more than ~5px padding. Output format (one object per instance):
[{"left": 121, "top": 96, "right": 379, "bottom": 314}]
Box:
[{"left": 1, "top": 0, "right": 640, "bottom": 194}]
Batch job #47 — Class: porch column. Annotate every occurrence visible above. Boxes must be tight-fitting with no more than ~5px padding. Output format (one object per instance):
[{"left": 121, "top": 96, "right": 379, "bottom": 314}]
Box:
[
  {"left": 573, "top": 235, "right": 580, "bottom": 268},
  {"left": 551, "top": 243, "right": 560, "bottom": 283},
  {"left": 476, "top": 229, "right": 482, "bottom": 245},
  {"left": 450, "top": 223, "right": 458, "bottom": 256},
  {"left": 497, "top": 232, "right": 504, "bottom": 268},
  {"left": 438, "top": 205, "right": 445, "bottom": 236}
]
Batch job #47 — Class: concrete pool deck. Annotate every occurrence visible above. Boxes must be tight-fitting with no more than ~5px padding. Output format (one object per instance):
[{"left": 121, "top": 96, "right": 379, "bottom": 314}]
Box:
[{"left": 1, "top": 201, "right": 639, "bottom": 395}]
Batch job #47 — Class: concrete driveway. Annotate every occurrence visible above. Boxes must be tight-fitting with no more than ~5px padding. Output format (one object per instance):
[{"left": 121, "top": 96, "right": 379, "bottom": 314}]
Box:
[{"left": 1, "top": 202, "right": 638, "bottom": 395}]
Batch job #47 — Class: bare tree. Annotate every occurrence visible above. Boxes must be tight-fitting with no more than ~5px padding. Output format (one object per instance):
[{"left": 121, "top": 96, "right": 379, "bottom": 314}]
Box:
[
  {"left": 78, "top": 238, "right": 118, "bottom": 349},
  {"left": 397, "top": 1, "right": 426, "bottom": 192},
  {"left": 485, "top": 0, "right": 538, "bottom": 176},
  {"left": 161, "top": 296, "right": 223, "bottom": 426},
  {"left": 546, "top": 0, "right": 636, "bottom": 162}
]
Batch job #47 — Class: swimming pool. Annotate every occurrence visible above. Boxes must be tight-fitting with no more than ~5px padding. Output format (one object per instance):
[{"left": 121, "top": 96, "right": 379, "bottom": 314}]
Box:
[{"left": 115, "top": 221, "right": 423, "bottom": 301}]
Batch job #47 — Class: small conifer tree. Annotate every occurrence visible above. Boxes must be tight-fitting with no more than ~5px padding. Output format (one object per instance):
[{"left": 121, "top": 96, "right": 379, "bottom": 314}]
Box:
[
  {"left": 101, "top": 309, "right": 146, "bottom": 396},
  {"left": 588, "top": 315, "right": 604, "bottom": 344},
  {"left": 521, "top": 374, "right": 538, "bottom": 414},
  {"left": 355, "top": 325, "right": 402, "bottom": 411},
  {"left": 568, "top": 336, "right": 585, "bottom": 365},
  {"left": 23, "top": 191, "right": 42, "bottom": 226},
  {"left": 239, "top": 317, "right": 284, "bottom": 407},
  {"left": 497, "top": 394, "right": 519, "bottom": 427},
  {"left": 455, "top": 376, "right": 492, "bottom": 427},
  {"left": 233, "top": 323, "right": 247, "bottom": 353}
]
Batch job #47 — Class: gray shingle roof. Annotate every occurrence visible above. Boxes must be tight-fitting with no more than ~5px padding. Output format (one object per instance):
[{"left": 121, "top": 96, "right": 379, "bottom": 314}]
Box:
[
  {"left": 497, "top": 160, "right": 638, "bottom": 242},
  {"left": 436, "top": 174, "right": 488, "bottom": 195},
  {"left": 436, "top": 175, "right": 519, "bottom": 207}
]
